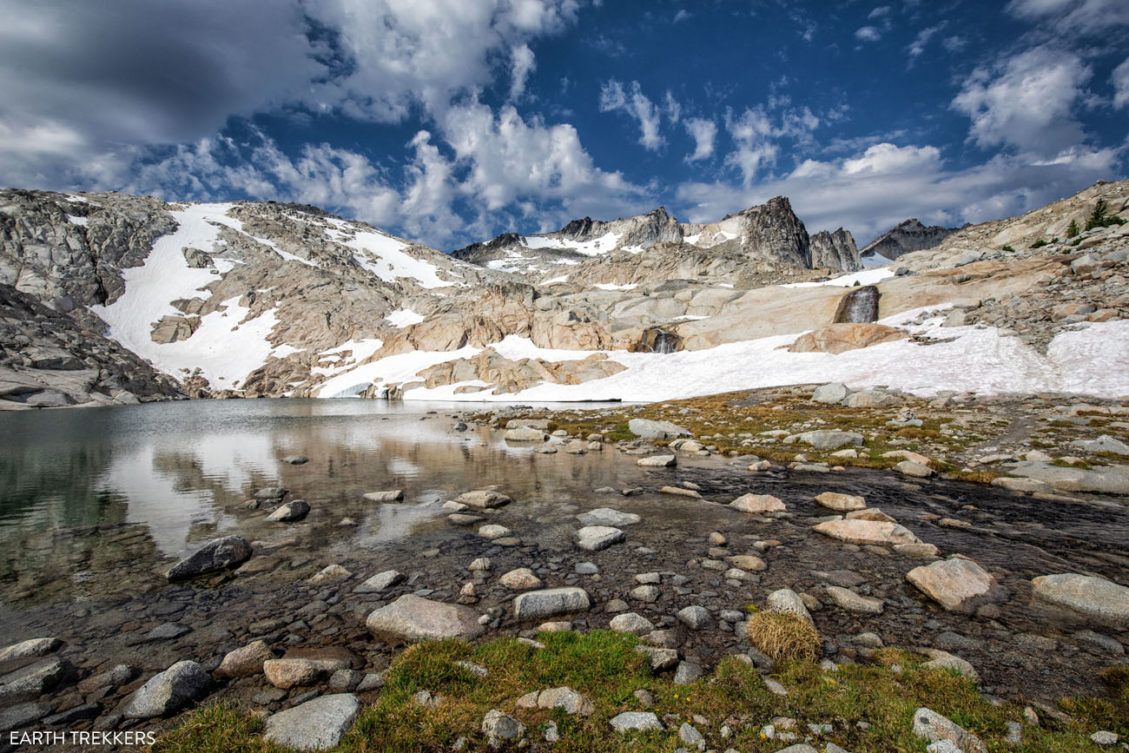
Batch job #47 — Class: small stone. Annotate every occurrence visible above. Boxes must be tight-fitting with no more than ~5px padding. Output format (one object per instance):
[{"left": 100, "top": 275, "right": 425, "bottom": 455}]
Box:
[
  {"left": 1090, "top": 731, "right": 1119, "bottom": 746},
  {"left": 677, "top": 605, "right": 711, "bottom": 630},
  {"left": 610, "top": 711, "right": 663, "bottom": 733},
  {"left": 729, "top": 554, "right": 767, "bottom": 571},
  {"left": 499, "top": 568, "right": 543, "bottom": 590},
  {"left": 356, "top": 570, "right": 405, "bottom": 594},
  {"left": 366, "top": 595, "right": 484, "bottom": 642},
  {"left": 310, "top": 564, "right": 352, "bottom": 583},
  {"left": 575, "top": 525, "right": 625, "bottom": 551},
  {"left": 363, "top": 489, "right": 405, "bottom": 503},
  {"left": 537, "top": 686, "right": 593, "bottom": 715},
  {"left": 456, "top": 490, "right": 513, "bottom": 509},
  {"left": 637, "top": 454, "right": 676, "bottom": 467},
  {"left": 912, "top": 707, "right": 987, "bottom": 753},
  {"left": 679, "top": 722, "right": 705, "bottom": 749},
  {"left": 673, "top": 661, "right": 703, "bottom": 685},
  {"left": 165, "top": 536, "right": 252, "bottom": 581},
  {"left": 513, "top": 588, "right": 591, "bottom": 621},
  {"left": 609, "top": 613, "right": 655, "bottom": 635},
  {"left": 896, "top": 461, "right": 934, "bottom": 478},
  {"left": 215, "top": 640, "right": 273, "bottom": 679},
  {"left": 825, "top": 586, "right": 884, "bottom": 614},
  {"left": 907, "top": 557, "right": 997, "bottom": 613},
  {"left": 630, "top": 585, "right": 660, "bottom": 603},
  {"left": 478, "top": 524, "right": 512, "bottom": 540},
  {"left": 482, "top": 709, "right": 526, "bottom": 748}
]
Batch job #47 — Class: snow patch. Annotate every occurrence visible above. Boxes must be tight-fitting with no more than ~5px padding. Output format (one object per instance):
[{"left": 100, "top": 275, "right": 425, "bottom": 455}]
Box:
[
  {"left": 593, "top": 282, "right": 638, "bottom": 291},
  {"left": 523, "top": 231, "right": 621, "bottom": 257},
  {"left": 782, "top": 267, "right": 894, "bottom": 288},
  {"left": 66, "top": 215, "right": 88, "bottom": 226},
  {"left": 347, "top": 230, "right": 454, "bottom": 288},
  {"left": 385, "top": 309, "right": 425, "bottom": 328}
]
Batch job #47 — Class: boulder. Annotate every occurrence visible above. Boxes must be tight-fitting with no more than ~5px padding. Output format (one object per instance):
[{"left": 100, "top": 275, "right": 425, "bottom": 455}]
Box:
[
  {"left": 576, "top": 508, "right": 641, "bottom": 527},
  {"left": 896, "top": 460, "right": 934, "bottom": 478},
  {"left": 264, "top": 693, "right": 360, "bottom": 751},
  {"left": 627, "top": 418, "right": 690, "bottom": 439},
  {"left": 456, "top": 490, "right": 513, "bottom": 509},
  {"left": 482, "top": 709, "right": 526, "bottom": 748},
  {"left": 610, "top": 711, "right": 663, "bottom": 733},
  {"left": 0, "top": 637, "right": 61, "bottom": 663},
  {"left": 214, "top": 640, "right": 273, "bottom": 679},
  {"left": 165, "top": 536, "right": 252, "bottom": 581},
  {"left": 0, "top": 657, "right": 70, "bottom": 704},
  {"left": 1031, "top": 573, "right": 1129, "bottom": 626},
  {"left": 366, "top": 595, "right": 484, "bottom": 642},
  {"left": 264, "top": 658, "right": 347, "bottom": 689},
  {"left": 513, "top": 588, "right": 591, "bottom": 621},
  {"left": 729, "top": 493, "right": 786, "bottom": 513},
  {"left": 796, "top": 430, "right": 863, "bottom": 450},
  {"left": 789, "top": 323, "right": 907, "bottom": 354},
  {"left": 535, "top": 687, "right": 593, "bottom": 716},
  {"left": 575, "top": 526, "right": 625, "bottom": 551},
  {"left": 765, "top": 588, "right": 814, "bottom": 624},
  {"left": 813, "top": 519, "right": 921, "bottom": 546},
  {"left": 609, "top": 613, "right": 655, "bottom": 635},
  {"left": 504, "top": 426, "right": 547, "bottom": 442},
  {"left": 811, "top": 383, "right": 849, "bottom": 404},
  {"left": 907, "top": 557, "right": 998, "bottom": 613},
  {"left": 814, "top": 491, "right": 866, "bottom": 511},
  {"left": 123, "top": 661, "right": 210, "bottom": 719},
  {"left": 637, "top": 454, "right": 676, "bottom": 468},
  {"left": 267, "top": 499, "right": 310, "bottom": 522},
  {"left": 912, "top": 707, "right": 987, "bottom": 753},
  {"left": 826, "top": 586, "right": 884, "bottom": 614}
]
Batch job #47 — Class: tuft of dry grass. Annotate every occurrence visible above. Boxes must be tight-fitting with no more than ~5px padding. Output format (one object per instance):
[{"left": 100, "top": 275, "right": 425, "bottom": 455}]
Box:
[{"left": 745, "top": 611, "right": 821, "bottom": 663}]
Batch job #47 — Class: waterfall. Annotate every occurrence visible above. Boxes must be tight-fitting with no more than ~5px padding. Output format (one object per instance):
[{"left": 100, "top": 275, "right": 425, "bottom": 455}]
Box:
[
  {"left": 833, "top": 285, "right": 880, "bottom": 323},
  {"left": 652, "top": 330, "right": 677, "bottom": 354},
  {"left": 637, "top": 327, "right": 681, "bottom": 353}
]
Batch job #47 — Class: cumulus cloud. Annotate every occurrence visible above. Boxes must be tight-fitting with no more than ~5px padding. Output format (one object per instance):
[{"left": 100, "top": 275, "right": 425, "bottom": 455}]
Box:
[
  {"left": 952, "top": 46, "right": 1092, "bottom": 157},
  {"left": 306, "top": 0, "right": 580, "bottom": 120},
  {"left": 723, "top": 105, "right": 820, "bottom": 186},
  {"left": 684, "top": 118, "right": 717, "bottom": 162},
  {"left": 676, "top": 141, "right": 1120, "bottom": 242},
  {"left": 599, "top": 79, "right": 665, "bottom": 150},
  {"left": 1113, "top": 57, "right": 1129, "bottom": 109}
]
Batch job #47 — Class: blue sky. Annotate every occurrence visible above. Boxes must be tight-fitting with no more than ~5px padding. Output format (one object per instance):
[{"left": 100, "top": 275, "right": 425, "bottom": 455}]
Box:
[{"left": 1, "top": 0, "right": 1127, "bottom": 249}]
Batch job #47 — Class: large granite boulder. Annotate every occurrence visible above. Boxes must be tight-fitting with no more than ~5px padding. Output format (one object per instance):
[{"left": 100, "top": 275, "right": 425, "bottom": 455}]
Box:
[
  {"left": 365, "top": 595, "right": 484, "bottom": 642},
  {"left": 813, "top": 519, "right": 920, "bottom": 546},
  {"left": 264, "top": 693, "right": 360, "bottom": 751},
  {"left": 1031, "top": 573, "right": 1129, "bottom": 626},
  {"left": 906, "top": 557, "right": 999, "bottom": 613},
  {"left": 122, "top": 661, "right": 210, "bottom": 719},
  {"left": 513, "top": 588, "right": 591, "bottom": 621}
]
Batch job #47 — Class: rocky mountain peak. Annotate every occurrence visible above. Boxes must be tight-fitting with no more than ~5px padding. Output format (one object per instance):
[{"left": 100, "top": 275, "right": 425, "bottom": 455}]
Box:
[
  {"left": 810, "top": 228, "right": 861, "bottom": 272},
  {"left": 860, "top": 218, "right": 952, "bottom": 261}
]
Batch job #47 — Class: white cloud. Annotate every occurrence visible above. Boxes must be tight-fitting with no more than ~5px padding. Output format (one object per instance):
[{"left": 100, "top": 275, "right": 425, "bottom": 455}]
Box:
[
  {"left": 509, "top": 43, "right": 537, "bottom": 100},
  {"left": 676, "top": 141, "right": 1121, "bottom": 242},
  {"left": 439, "top": 100, "right": 648, "bottom": 223},
  {"left": 868, "top": 6, "right": 891, "bottom": 18},
  {"left": 673, "top": 9, "right": 691, "bottom": 23},
  {"left": 952, "top": 46, "right": 1092, "bottom": 157},
  {"left": 599, "top": 79, "right": 665, "bottom": 151},
  {"left": 306, "top": 0, "right": 580, "bottom": 120},
  {"left": 1113, "top": 57, "right": 1129, "bottom": 109},
  {"left": 907, "top": 24, "right": 944, "bottom": 59},
  {"left": 855, "top": 26, "right": 882, "bottom": 42},
  {"left": 664, "top": 91, "right": 682, "bottom": 124},
  {"left": 1006, "top": 0, "right": 1129, "bottom": 32},
  {"left": 723, "top": 105, "right": 820, "bottom": 186},
  {"left": 684, "top": 118, "right": 717, "bottom": 161}
]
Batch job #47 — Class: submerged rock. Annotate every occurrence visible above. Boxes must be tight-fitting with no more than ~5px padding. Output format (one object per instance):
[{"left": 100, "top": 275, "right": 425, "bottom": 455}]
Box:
[
  {"left": 123, "top": 661, "right": 210, "bottom": 719},
  {"left": 907, "top": 557, "right": 998, "bottom": 613},
  {"left": 165, "top": 536, "right": 252, "bottom": 581}
]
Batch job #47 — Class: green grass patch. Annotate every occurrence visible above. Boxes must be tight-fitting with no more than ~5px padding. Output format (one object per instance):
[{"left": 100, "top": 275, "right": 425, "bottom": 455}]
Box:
[{"left": 153, "top": 633, "right": 1127, "bottom": 753}]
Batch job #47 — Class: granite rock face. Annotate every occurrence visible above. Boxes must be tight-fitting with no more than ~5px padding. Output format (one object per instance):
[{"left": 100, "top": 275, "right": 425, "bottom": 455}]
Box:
[{"left": 810, "top": 228, "right": 861, "bottom": 272}]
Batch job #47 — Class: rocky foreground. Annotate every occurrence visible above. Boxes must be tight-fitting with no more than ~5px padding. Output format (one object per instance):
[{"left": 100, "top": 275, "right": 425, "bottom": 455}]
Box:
[{"left": 1, "top": 391, "right": 1126, "bottom": 752}]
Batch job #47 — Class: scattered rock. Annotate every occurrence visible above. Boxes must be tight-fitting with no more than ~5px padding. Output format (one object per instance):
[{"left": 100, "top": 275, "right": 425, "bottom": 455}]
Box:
[
  {"left": 264, "top": 693, "right": 360, "bottom": 751},
  {"left": 215, "top": 640, "right": 273, "bottom": 679},
  {"left": 268, "top": 499, "right": 311, "bottom": 522},
  {"left": 677, "top": 605, "right": 712, "bottom": 630},
  {"left": 576, "top": 508, "right": 641, "bottom": 527},
  {"left": 609, "top": 613, "right": 655, "bottom": 635},
  {"left": 165, "top": 536, "right": 253, "bottom": 581},
  {"left": 637, "top": 454, "right": 677, "bottom": 468},
  {"left": 825, "top": 586, "right": 884, "bottom": 614},
  {"left": 123, "top": 660, "right": 210, "bottom": 719},
  {"left": 628, "top": 418, "right": 690, "bottom": 439},
  {"left": 576, "top": 525, "right": 625, "bottom": 551},
  {"left": 366, "top": 595, "right": 484, "bottom": 642},
  {"left": 362, "top": 490, "right": 404, "bottom": 502},
  {"left": 730, "top": 493, "right": 786, "bottom": 513},
  {"left": 610, "top": 711, "right": 664, "bottom": 733},
  {"left": 814, "top": 519, "right": 921, "bottom": 546},
  {"left": 815, "top": 491, "right": 866, "bottom": 511},
  {"left": 482, "top": 709, "right": 526, "bottom": 748},
  {"left": 356, "top": 570, "right": 405, "bottom": 594},
  {"left": 912, "top": 707, "right": 987, "bottom": 753},
  {"left": 1031, "top": 573, "right": 1129, "bottom": 627},
  {"left": 513, "top": 588, "right": 591, "bottom": 621},
  {"left": 499, "top": 568, "right": 543, "bottom": 590},
  {"left": 907, "top": 557, "right": 998, "bottom": 613}
]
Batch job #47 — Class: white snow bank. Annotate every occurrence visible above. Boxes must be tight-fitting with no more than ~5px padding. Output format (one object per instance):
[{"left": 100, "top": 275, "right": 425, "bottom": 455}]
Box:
[
  {"left": 67, "top": 215, "right": 88, "bottom": 226},
  {"left": 320, "top": 310, "right": 1129, "bottom": 403},
  {"left": 524, "top": 231, "right": 621, "bottom": 257},
  {"left": 385, "top": 309, "right": 426, "bottom": 328},
  {"left": 593, "top": 282, "right": 638, "bottom": 291},
  {"left": 317, "top": 345, "right": 481, "bottom": 398},
  {"left": 91, "top": 204, "right": 291, "bottom": 387},
  {"left": 347, "top": 230, "right": 454, "bottom": 288},
  {"left": 782, "top": 267, "right": 894, "bottom": 288}
]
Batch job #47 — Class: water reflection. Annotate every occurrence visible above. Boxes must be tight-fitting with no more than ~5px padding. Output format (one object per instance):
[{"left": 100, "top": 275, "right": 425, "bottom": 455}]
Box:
[{"left": 0, "top": 399, "right": 630, "bottom": 598}]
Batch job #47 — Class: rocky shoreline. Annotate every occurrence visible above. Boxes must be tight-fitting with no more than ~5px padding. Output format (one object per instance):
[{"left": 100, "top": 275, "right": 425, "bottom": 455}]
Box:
[{"left": 1, "top": 395, "right": 1127, "bottom": 751}]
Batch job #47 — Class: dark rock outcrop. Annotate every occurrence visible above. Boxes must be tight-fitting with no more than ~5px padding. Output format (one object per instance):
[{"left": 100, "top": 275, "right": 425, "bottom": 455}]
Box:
[
  {"left": 811, "top": 228, "right": 861, "bottom": 272},
  {"left": 860, "top": 219, "right": 952, "bottom": 262}
]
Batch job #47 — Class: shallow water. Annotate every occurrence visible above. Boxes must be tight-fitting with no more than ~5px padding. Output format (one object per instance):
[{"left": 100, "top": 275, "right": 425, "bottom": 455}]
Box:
[{"left": 1, "top": 398, "right": 1127, "bottom": 713}]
